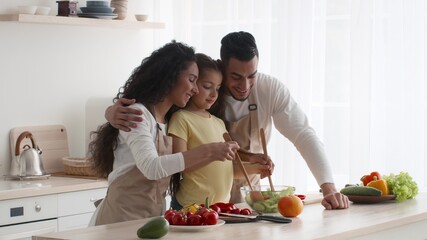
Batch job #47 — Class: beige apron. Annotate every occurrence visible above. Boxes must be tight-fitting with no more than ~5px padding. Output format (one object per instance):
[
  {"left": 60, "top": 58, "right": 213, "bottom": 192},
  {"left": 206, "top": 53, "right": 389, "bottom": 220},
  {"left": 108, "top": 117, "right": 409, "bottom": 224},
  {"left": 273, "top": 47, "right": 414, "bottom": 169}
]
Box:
[
  {"left": 226, "top": 93, "right": 262, "bottom": 203},
  {"left": 95, "top": 125, "right": 172, "bottom": 225}
]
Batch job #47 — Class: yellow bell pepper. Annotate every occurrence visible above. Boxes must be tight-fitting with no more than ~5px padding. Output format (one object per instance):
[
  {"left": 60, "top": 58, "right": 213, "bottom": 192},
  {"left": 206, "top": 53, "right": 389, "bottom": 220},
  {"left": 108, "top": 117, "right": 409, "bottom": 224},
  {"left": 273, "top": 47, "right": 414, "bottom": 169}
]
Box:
[
  {"left": 180, "top": 203, "right": 199, "bottom": 214},
  {"left": 367, "top": 176, "right": 390, "bottom": 195}
]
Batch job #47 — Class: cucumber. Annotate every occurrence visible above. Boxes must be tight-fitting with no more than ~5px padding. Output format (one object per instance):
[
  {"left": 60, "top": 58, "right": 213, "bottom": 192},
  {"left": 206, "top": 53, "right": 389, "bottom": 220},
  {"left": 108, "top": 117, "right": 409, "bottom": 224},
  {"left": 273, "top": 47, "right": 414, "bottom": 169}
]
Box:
[
  {"left": 340, "top": 186, "right": 382, "bottom": 196},
  {"left": 252, "top": 202, "right": 266, "bottom": 212},
  {"left": 137, "top": 216, "right": 169, "bottom": 239}
]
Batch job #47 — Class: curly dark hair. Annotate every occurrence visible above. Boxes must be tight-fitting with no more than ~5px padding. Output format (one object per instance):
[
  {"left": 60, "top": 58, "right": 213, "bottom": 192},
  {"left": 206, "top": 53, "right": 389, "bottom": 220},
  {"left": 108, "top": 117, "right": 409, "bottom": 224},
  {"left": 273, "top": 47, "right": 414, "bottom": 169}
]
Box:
[
  {"left": 89, "top": 41, "right": 196, "bottom": 178},
  {"left": 169, "top": 52, "right": 226, "bottom": 197},
  {"left": 220, "top": 31, "right": 259, "bottom": 67}
]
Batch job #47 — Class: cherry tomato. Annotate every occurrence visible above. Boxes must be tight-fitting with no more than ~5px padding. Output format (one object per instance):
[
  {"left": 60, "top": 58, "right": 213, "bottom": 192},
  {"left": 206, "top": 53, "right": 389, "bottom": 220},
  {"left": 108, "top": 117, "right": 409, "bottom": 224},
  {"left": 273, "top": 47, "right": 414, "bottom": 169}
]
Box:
[
  {"left": 220, "top": 206, "right": 233, "bottom": 213},
  {"left": 239, "top": 208, "right": 252, "bottom": 215},
  {"left": 164, "top": 211, "right": 176, "bottom": 224},
  {"left": 197, "top": 206, "right": 209, "bottom": 216},
  {"left": 230, "top": 208, "right": 241, "bottom": 214},
  {"left": 295, "top": 194, "right": 306, "bottom": 200},
  {"left": 203, "top": 211, "right": 219, "bottom": 225},
  {"left": 187, "top": 214, "right": 203, "bottom": 225},
  {"left": 172, "top": 213, "right": 186, "bottom": 225},
  {"left": 209, "top": 204, "right": 221, "bottom": 214}
]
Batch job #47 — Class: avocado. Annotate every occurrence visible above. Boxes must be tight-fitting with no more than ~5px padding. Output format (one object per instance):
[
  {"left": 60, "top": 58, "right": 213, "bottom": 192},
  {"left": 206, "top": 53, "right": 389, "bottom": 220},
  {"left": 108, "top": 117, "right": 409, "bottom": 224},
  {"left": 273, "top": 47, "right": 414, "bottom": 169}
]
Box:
[{"left": 137, "top": 216, "right": 169, "bottom": 239}]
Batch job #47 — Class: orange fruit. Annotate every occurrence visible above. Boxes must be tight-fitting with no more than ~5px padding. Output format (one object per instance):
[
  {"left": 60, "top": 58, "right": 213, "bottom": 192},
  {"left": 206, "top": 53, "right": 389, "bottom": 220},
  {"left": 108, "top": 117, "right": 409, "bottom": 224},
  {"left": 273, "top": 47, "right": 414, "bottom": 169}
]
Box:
[{"left": 277, "top": 195, "right": 303, "bottom": 217}]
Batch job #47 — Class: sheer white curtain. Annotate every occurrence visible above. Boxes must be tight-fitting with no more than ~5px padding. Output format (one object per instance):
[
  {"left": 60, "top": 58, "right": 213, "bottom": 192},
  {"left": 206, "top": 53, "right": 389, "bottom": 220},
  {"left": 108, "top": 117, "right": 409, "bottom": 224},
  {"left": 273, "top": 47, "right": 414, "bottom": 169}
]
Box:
[{"left": 152, "top": 0, "right": 426, "bottom": 192}]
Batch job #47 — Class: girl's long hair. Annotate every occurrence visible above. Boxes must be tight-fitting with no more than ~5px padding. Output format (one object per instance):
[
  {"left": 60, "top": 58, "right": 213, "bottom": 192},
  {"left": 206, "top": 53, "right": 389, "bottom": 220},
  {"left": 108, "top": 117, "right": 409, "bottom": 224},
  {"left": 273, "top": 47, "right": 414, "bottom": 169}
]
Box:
[{"left": 89, "top": 41, "right": 196, "bottom": 178}]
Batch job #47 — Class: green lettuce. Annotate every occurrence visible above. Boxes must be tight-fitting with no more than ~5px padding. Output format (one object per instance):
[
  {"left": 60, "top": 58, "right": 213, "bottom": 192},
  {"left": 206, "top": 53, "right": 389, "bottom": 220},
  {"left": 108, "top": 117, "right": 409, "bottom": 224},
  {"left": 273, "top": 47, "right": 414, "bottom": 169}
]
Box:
[{"left": 383, "top": 171, "right": 418, "bottom": 201}]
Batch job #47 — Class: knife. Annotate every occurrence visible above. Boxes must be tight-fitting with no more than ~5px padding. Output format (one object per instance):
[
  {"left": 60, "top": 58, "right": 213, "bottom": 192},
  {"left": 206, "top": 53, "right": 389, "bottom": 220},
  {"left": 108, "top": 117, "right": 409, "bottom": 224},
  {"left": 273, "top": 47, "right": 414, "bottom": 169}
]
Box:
[{"left": 219, "top": 213, "right": 292, "bottom": 223}]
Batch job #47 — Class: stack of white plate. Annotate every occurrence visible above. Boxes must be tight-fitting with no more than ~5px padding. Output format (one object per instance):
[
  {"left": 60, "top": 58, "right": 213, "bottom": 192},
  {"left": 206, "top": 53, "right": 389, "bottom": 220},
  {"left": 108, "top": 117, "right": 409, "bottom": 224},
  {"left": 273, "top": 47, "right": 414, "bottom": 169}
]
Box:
[{"left": 78, "top": 1, "right": 117, "bottom": 19}]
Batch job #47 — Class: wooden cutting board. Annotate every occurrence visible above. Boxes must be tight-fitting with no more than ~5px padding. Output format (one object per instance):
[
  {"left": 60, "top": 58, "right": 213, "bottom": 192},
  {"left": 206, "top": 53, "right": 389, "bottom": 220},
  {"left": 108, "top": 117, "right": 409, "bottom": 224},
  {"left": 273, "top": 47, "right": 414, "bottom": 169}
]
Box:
[{"left": 9, "top": 124, "right": 69, "bottom": 174}]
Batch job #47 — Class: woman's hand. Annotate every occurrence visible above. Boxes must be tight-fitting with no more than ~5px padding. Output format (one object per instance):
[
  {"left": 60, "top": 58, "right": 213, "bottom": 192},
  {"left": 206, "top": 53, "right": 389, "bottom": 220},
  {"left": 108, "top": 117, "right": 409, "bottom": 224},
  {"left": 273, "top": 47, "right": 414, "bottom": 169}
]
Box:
[
  {"left": 105, "top": 98, "right": 143, "bottom": 132},
  {"left": 212, "top": 141, "right": 240, "bottom": 161}
]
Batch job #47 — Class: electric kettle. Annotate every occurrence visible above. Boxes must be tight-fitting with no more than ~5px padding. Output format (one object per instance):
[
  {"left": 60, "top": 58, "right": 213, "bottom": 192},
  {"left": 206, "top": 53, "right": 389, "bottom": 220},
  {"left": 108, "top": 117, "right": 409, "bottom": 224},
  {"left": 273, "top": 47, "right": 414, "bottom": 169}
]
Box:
[{"left": 10, "top": 131, "right": 47, "bottom": 177}]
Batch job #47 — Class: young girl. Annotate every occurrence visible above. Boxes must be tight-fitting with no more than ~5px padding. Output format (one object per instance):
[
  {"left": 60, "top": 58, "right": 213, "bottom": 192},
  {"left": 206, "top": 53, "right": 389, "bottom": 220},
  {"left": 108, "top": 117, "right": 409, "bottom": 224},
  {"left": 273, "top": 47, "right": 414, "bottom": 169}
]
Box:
[
  {"left": 88, "top": 43, "right": 239, "bottom": 226},
  {"left": 168, "top": 53, "right": 231, "bottom": 209}
]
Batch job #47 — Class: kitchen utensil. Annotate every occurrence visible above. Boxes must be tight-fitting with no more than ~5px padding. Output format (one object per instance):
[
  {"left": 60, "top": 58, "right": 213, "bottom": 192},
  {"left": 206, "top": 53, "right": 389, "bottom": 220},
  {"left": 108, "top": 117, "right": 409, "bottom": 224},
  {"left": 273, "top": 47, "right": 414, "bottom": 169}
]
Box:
[
  {"left": 223, "top": 132, "right": 253, "bottom": 191},
  {"left": 220, "top": 212, "right": 292, "bottom": 224},
  {"left": 9, "top": 125, "right": 69, "bottom": 174},
  {"left": 223, "top": 132, "right": 264, "bottom": 202},
  {"left": 11, "top": 131, "right": 47, "bottom": 177},
  {"left": 260, "top": 128, "right": 275, "bottom": 192}
]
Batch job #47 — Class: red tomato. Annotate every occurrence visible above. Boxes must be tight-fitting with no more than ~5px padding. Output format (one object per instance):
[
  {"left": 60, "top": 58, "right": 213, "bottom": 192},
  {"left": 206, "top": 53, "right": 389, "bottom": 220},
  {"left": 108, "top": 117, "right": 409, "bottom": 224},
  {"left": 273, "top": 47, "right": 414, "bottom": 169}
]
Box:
[
  {"left": 295, "top": 194, "right": 306, "bottom": 200},
  {"left": 172, "top": 213, "right": 186, "bottom": 225},
  {"left": 164, "top": 211, "right": 176, "bottom": 224},
  {"left": 164, "top": 209, "right": 175, "bottom": 215},
  {"left": 239, "top": 208, "right": 252, "bottom": 215},
  {"left": 197, "top": 207, "right": 209, "bottom": 216},
  {"left": 230, "top": 208, "right": 241, "bottom": 214},
  {"left": 187, "top": 214, "right": 203, "bottom": 225},
  {"left": 203, "top": 211, "right": 219, "bottom": 225},
  {"left": 220, "top": 206, "right": 233, "bottom": 213},
  {"left": 209, "top": 204, "right": 221, "bottom": 213}
]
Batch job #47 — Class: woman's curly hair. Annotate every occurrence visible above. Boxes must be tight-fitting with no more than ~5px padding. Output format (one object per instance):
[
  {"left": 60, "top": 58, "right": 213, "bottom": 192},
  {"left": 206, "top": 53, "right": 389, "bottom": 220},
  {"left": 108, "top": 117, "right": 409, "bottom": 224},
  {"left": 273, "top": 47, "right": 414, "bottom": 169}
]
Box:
[{"left": 88, "top": 41, "right": 196, "bottom": 178}]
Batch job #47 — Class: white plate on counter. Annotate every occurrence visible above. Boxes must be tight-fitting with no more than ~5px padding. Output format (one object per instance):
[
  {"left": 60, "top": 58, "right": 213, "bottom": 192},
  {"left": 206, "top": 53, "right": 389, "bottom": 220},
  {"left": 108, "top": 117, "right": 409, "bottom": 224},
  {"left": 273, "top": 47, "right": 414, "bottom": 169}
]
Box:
[{"left": 169, "top": 219, "right": 225, "bottom": 232}]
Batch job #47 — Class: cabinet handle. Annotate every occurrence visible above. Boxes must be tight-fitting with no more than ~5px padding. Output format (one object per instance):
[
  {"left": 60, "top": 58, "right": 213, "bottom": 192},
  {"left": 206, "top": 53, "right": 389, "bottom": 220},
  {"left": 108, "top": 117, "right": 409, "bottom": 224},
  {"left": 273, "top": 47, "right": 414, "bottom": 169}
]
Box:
[{"left": 35, "top": 204, "right": 42, "bottom": 212}]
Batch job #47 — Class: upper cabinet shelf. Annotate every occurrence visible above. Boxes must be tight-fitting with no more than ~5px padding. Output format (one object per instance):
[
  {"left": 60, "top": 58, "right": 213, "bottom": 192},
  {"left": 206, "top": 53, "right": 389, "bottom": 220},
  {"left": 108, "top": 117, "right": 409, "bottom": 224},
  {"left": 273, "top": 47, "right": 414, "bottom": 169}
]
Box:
[{"left": 0, "top": 14, "right": 165, "bottom": 29}]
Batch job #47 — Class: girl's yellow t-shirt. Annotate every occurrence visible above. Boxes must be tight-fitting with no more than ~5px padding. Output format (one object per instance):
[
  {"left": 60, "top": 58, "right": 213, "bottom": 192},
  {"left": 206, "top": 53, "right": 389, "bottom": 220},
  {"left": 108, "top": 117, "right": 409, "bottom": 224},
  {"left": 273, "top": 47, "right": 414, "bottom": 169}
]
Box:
[{"left": 168, "top": 109, "right": 233, "bottom": 206}]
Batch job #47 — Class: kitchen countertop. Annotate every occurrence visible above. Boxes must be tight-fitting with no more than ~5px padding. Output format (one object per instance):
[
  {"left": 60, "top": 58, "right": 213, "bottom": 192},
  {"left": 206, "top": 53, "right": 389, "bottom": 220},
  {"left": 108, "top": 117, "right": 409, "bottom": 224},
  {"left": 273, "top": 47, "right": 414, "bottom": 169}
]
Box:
[
  {"left": 0, "top": 176, "right": 108, "bottom": 201},
  {"left": 33, "top": 193, "right": 427, "bottom": 240}
]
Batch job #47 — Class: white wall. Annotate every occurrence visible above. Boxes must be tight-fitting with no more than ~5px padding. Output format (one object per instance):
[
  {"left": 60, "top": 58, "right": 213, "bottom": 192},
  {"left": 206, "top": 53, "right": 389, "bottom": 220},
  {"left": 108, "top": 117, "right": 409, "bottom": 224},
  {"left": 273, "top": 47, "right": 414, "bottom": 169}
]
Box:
[{"left": 0, "top": 0, "right": 158, "bottom": 175}]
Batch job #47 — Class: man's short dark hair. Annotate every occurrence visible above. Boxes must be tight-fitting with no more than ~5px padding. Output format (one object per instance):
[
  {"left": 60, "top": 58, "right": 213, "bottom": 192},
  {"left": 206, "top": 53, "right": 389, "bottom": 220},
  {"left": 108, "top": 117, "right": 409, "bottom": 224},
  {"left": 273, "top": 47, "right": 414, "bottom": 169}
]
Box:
[{"left": 220, "top": 31, "right": 259, "bottom": 66}]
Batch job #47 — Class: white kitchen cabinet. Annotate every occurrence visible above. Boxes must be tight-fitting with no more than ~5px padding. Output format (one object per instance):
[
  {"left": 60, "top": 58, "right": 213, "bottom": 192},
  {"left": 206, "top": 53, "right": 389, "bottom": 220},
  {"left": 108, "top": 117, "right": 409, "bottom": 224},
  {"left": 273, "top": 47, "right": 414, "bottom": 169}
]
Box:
[
  {"left": 0, "top": 186, "right": 107, "bottom": 240},
  {"left": 57, "top": 188, "right": 107, "bottom": 231}
]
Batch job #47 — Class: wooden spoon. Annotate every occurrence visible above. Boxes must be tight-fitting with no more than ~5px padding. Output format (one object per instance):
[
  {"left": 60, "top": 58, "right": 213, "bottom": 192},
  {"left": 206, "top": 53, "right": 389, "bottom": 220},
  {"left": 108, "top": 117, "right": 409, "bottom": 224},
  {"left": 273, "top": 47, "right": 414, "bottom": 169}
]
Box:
[
  {"left": 223, "top": 132, "right": 264, "bottom": 202},
  {"left": 260, "top": 128, "right": 275, "bottom": 192}
]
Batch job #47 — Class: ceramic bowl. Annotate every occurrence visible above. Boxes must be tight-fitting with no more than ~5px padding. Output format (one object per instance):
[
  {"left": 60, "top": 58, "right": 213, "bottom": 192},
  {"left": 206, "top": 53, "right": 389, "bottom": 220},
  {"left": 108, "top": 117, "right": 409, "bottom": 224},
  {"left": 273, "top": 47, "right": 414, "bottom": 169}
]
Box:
[
  {"left": 18, "top": 6, "right": 37, "bottom": 15},
  {"left": 80, "top": 7, "right": 115, "bottom": 13},
  {"left": 240, "top": 185, "right": 295, "bottom": 213},
  {"left": 135, "top": 14, "right": 149, "bottom": 22},
  {"left": 86, "top": 1, "right": 110, "bottom": 7},
  {"left": 35, "top": 6, "right": 51, "bottom": 15}
]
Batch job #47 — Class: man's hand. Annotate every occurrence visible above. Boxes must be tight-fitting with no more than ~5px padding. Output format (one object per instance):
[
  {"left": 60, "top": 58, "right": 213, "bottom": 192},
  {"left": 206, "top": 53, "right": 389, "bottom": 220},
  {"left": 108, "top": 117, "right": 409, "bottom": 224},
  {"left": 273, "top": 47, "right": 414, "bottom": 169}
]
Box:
[
  {"left": 237, "top": 150, "right": 274, "bottom": 178},
  {"left": 105, "top": 98, "right": 143, "bottom": 132},
  {"left": 320, "top": 183, "right": 349, "bottom": 210}
]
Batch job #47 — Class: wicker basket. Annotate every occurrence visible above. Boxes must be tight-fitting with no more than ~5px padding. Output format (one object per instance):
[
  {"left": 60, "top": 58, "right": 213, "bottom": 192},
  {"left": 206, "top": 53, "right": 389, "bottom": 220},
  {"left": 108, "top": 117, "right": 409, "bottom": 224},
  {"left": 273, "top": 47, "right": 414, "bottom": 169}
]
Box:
[{"left": 62, "top": 157, "right": 96, "bottom": 176}]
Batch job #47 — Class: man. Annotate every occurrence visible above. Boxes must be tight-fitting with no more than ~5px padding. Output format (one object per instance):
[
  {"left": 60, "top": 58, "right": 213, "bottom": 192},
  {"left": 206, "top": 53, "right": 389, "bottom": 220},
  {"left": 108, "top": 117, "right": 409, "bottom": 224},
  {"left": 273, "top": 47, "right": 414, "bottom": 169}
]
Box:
[{"left": 105, "top": 32, "right": 349, "bottom": 210}]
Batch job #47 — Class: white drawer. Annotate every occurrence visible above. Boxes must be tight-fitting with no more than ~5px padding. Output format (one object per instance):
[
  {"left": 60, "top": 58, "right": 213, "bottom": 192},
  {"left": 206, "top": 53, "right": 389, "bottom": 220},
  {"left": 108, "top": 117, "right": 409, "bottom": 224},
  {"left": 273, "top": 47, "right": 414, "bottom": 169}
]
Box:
[
  {"left": 57, "top": 188, "right": 106, "bottom": 216},
  {"left": 57, "top": 212, "right": 94, "bottom": 231},
  {"left": 0, "top": 195, "right": 57, "bottom": 226}
]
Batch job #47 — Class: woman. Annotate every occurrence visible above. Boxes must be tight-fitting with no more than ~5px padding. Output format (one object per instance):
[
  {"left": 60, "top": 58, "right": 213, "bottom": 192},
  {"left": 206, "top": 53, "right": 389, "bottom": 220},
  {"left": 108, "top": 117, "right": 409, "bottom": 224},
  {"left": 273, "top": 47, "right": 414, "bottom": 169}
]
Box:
[{"left": 89, "top": 41, "right": 239, "bottom": 226}]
